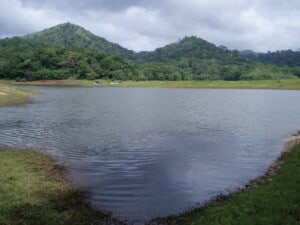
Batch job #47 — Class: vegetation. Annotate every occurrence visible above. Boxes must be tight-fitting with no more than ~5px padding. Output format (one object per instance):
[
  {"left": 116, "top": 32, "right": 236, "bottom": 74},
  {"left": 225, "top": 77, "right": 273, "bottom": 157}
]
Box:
[
  {"left": 0, "top": 137, "right": 299, "bottom": 225},
  {"left": 0, "top": 38, "right": 137, "bottom": 81},
  {"left": 117, "top": 79, "right": 300, "bottom": 89},
  {"left": 24, "top": 22, "right": 134, "bottom": 58},
  {"left": 0, "top": 148, "right": 123, "bottom": 225},
  {"left": 0, "top": 82, "right": 36, "bottom": 106},
  {"left": 153, "top": 135, "right": 300, "bottom": 225},
  {"left": 0, "top": 23, "right": 299, "bottom": 82},
  {"left": 241, "top": 49, "right": 300, "bottom": 66},
  {"left": 5, "top": 79, "right": 300, "bottom": 90}
]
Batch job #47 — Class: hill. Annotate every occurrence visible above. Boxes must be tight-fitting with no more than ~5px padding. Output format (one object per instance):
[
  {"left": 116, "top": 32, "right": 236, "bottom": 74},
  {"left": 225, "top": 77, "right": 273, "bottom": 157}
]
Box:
[
  {"left": 0, "top": 23, "right": 299, "bottom": 81},
  {"left": 0, "top": 37, "right": 137, "bottom": 81},
  {"left": 24, "top": 23, "right": 135, "bottom": 58},
  {"left": 134, "top": 36, "right": 297, "bottom": 81},
  {"left": 136, "top": 36, "right": 242, "bottom": 63},
  {"left": 242, "top": 50, "right": 300, "bottom": 67}
]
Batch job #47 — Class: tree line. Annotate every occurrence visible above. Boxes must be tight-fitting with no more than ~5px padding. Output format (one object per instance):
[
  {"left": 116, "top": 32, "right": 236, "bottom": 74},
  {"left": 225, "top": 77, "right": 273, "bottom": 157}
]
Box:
[{"left": 0, "top": 37, "right": 299, "bottom": 81}]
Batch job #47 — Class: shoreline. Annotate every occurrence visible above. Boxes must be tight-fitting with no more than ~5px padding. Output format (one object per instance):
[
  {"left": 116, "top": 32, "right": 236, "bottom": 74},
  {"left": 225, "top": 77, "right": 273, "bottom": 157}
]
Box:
[
  {"left": 0, "top": 83, "right": 37, "bottom": 106},
  {"left": 0, "top": 147, "right": 125, "bottom": 225},
  {"left": 150, "top": 132, "right": 300, "bottom": 225},
  {"left": 0, "top": 85, "right": 299, "bottom": 224},
  {"left": 2, "top": 78, "right": 300, "bottom": 90},
  {"left": 0, "top": 133, "right": 299, "bottom": 225}
]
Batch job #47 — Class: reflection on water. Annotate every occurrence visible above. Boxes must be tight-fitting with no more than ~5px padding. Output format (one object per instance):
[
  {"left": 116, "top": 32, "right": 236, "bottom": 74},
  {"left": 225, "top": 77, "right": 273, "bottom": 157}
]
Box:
[{"left": 0, "top": 87, "right": 300, "bottom": 222}]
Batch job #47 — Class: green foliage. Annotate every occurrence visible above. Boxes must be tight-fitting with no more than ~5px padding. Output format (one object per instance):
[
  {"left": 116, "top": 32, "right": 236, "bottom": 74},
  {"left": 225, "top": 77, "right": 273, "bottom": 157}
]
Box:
[
  {"left": 0, "top": 23, "right": 299, "bottom": 81},
  {"left": 135, "top": 36, "right": 298, "bottom": 81},
  {"left": 24, "top": 22, "right": 134, "bottom": 58},
  {"left": 243, "top": 49, "right": 300, "bottom": 66},
  {"left": 0, "top": 38, "right": 138, "bottom": 81},
  {"left": 241, "top": 64, "right": 296, "bottom": 80}
]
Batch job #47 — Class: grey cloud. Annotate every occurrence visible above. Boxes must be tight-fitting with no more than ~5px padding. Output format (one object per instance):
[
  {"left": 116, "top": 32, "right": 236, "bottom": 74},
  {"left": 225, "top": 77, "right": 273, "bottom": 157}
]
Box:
[
  {"left": 1, "top": 0, "right": 300, "bottom": 52},
  {"left": 20, "top": 0, "right": 147, "bottom": 11}
]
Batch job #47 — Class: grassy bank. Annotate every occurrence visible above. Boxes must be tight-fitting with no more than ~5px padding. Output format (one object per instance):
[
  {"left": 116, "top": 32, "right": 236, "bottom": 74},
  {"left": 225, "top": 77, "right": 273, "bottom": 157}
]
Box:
[
  {"left": 0, "top": 148, "right": 122, "bottom": 225},
  {"left": 0, "top": 83, "right": 36, "bottom": 106},
  {"left": 0, "top": 136, "right": 299, "bottom": 225},
  {"left": 3, "top": 78, "right": 300, "bottom": 90},
  {"left": 153, "top": 134, "right": 300, "bottom": 225}
]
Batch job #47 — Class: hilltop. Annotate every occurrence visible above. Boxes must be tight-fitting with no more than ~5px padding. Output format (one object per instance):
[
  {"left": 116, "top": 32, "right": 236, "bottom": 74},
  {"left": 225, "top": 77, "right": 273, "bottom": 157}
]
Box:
[{"left": 24, "top": 22, "right": 134, "bottom": 58}]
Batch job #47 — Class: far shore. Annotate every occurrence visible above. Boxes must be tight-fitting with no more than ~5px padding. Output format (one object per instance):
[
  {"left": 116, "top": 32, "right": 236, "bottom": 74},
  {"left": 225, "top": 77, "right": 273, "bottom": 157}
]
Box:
[{"left": 2, "top": 78, "right": 300, "bottom": 90}]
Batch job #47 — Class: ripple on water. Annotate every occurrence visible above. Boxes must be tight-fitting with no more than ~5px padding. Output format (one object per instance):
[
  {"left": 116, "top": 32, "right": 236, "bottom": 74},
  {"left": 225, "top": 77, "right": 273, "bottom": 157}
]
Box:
[{"left": 1, "top": 87, "right": 300, "bottom": 222}]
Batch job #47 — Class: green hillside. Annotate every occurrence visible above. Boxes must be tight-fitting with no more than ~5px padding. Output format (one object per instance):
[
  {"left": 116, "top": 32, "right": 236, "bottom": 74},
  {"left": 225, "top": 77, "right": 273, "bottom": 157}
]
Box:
[
  {"left": 0, "top": 23, "right": 299, "bottom": 81},
  {"left": 0, "top": 38, "right": 137, "bottom": 81},
  {"left": 136, "top": 36, "right": 241, "bottom": 62},
  {"left": 24, "top": 23, "right": 134, "bottom": 58},
  {"left": 135, "top": 36, "right": 298, "bottom": 81}
]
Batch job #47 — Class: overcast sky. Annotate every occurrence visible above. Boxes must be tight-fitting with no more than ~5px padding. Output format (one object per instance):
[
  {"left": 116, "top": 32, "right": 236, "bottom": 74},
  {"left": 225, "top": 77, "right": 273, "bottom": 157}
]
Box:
[{"left": 0, "top": 0, "right": 299, "bottom": 52}]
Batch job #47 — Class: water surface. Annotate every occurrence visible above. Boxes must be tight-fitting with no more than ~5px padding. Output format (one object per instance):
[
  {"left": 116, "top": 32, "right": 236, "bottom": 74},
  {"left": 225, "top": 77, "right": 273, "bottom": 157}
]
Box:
[{"left": 1, "top": 87, "right": 300, "bottom": 223}]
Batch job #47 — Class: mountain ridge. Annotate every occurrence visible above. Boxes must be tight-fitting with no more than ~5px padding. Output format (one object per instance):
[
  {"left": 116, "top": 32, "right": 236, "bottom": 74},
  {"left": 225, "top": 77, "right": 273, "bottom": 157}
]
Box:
[{"left": 0, "top": 23, "right": 299, "bottom": 81}]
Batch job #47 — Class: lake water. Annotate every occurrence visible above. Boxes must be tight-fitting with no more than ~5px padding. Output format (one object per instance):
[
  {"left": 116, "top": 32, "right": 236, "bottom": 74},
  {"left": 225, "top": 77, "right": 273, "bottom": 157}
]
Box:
[{"left": 1, "top": 86, "right": 300, "bottom": 223}]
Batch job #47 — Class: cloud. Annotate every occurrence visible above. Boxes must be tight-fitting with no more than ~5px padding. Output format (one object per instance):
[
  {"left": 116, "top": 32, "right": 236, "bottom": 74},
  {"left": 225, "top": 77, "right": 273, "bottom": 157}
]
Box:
[
  {"left": 0, "top": 0, "right": 62, "bottom": 36},
  {"left": 1, "top": 0, "right": 300, "bottom": 52}
]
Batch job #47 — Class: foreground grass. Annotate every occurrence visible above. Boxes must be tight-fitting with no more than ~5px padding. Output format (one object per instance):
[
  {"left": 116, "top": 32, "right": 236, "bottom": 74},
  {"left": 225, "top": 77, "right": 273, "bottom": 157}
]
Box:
[
  {"left": 153, "top": 135, "right": 300, "bottom": 225},
  {"left": 0, "top": 148, "right": 121, "bottom": 225},
  {"left": 4, "top": 78, "right": 300, "bottom": 90},
  {"left": 0, "top": 137, "right": 299, "bottom": 225},
  {"left": 0, "top": 83, "right": 36, "bottom": 106}
]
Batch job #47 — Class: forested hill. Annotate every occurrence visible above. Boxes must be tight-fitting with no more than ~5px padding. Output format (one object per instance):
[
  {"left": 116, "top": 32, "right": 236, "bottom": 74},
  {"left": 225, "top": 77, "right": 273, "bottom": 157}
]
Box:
[
  {"left": 0, "top": 23, "right": 299, "bottom": 81},
  {"left": 134, "top": 36, "right": 299, "bottom": 80},
  {"left": 24, "top": 23, "right": 135, "bottom": 58},
  {"left": 0, "top": 38, "right": 138, "bottom": 81},
  {"left": 135, "top": 36, "right": 243, "bottom": 63},
  {"left": 241, "top": 50, "right": 300, "bottom": 67}
]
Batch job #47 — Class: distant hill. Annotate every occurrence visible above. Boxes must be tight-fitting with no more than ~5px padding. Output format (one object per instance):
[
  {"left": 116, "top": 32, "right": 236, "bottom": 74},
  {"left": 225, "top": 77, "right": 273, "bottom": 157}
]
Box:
[
  {"left": 136, "top": 36, "right": 244, "bottom": 63},
  {"left": 242, "top": 50, "right": 300, "bottom": 67},
  {"left": 24, "top": 23, "right": 135, "bottom": 58},
  {"left": 0, "top": 23, "right": 299, "bottom": 81}
]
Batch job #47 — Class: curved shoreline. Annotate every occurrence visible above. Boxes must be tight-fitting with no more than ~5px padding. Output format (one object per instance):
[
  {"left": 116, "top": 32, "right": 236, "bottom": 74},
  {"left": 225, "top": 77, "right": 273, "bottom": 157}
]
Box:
[
  {"left": 0, "top": 85, "right": 299, "bottom": 224},
  {"left": 0, "top": 134, "right": 299, "bottom": 225},
  {"left": 149, "top": 132, "right": 300, "bottom": 225}
]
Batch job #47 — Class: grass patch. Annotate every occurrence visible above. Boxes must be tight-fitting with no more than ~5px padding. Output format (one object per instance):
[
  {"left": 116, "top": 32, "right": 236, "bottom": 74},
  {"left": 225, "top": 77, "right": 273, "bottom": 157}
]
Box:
[
  {"left": 0, "top": 148, "right": 122, "bottom": 225},
  {"left": 151, "top": 135, "right": 300, "bottom": 225},
  {"left": 118, "top": 79, "right": 300, "bottom": 90},
  {"left": 0, "top": 82, "right": 36, "bottom": 106},
  {"left": 4, "top": 79, "right": 300, "bottom": 90}
]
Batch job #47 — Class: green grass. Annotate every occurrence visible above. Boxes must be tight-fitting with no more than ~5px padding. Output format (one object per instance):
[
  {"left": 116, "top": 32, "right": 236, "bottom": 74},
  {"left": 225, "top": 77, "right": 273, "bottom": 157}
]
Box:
[
  {"left": 117, "top": 79, "right": 300, "bottom": 90},
  {"left": 0, "top": 148, "right": 122, "bottom": 225},
  {"left": 1, "top": 139, "right": 299, "bottom": 225},
  {"left": 4, "top": 78, "right": 300, "bottom": 90},
  {"left": 0, "top": 83, "right": 36, "bottom": 106},
  {"left": 154, "top": 136, "right": 300, "bottom": 225}
]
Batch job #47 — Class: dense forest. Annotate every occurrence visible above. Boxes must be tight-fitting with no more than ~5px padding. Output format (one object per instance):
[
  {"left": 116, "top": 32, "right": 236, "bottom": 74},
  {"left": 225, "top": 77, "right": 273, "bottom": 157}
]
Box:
[
  {"left": 240, "top": 50, "right": 300, "bottom": 67},
  {"left": 0, "top": 38, "right": 137, "bottom": 81},
  {"left": 0, "top": 23, "right": 299, "bottom": 81}
]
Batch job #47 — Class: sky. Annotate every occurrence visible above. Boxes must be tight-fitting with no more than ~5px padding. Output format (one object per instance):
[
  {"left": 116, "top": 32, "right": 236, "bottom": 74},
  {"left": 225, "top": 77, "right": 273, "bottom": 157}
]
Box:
[{"left": 0, "top": 0, "right": 299, "bottom": 52}]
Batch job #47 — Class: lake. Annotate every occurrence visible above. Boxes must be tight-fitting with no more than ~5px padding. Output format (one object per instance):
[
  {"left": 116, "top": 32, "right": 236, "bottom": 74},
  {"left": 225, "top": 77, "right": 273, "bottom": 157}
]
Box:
[{"left": 1, "top": 86, "right": 300, "bottom": 223}]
